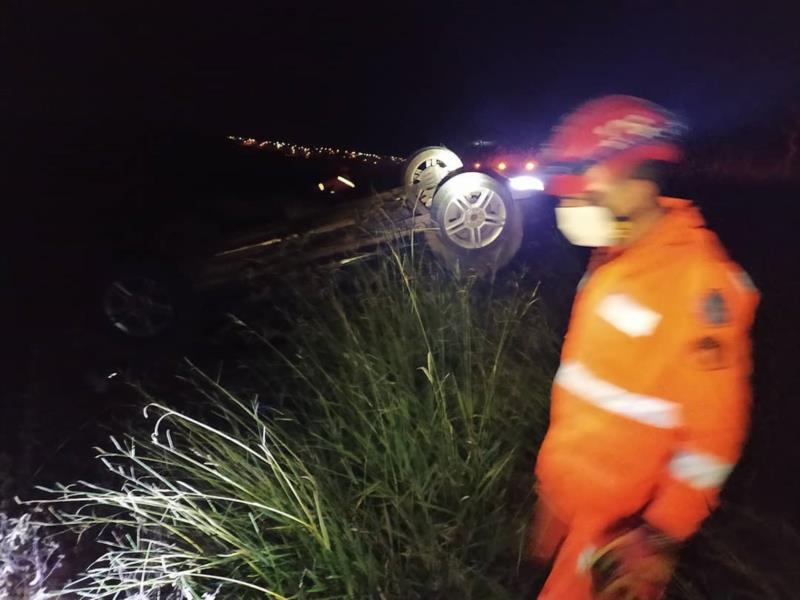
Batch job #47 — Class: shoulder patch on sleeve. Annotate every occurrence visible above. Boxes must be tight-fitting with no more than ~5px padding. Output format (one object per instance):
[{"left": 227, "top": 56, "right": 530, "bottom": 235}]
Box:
[
  {"left": 698, "top": 289, "right": 730, "bottom": 326},
  {"left": 689, "top": 335, "right": 731, "bottom": 370}
]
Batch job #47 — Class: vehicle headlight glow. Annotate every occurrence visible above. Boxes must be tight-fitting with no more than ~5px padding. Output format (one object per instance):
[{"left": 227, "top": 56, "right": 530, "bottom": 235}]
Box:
[{"left": 509, "top": 175, "right": 545, "bottom": 191}]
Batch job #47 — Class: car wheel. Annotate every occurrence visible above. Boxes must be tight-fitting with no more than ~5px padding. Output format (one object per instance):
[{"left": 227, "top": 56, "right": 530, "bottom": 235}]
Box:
[
  {"left": 426, "top": 171, "right": 523, "bottom": 276},
  {"left": 96, "top": 259, "right": 196, "bottom": 349},
  {"left": 403, "top": 146, "right": 463, "bottom": 207}
]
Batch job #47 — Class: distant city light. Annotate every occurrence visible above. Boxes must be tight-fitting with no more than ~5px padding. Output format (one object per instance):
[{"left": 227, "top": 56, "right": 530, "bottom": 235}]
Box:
[
  {"left": 497, "top": 161, "right": 507, "bottom": 171},
  {"left": 228, "top": 135, "right": 403, "bottom": 164},
  {"left": 525, "top": 161, "right": 536, "bottom": 170},
  {"left": 509, "top": 175, "right": 544, "bottom": 191},
  {"left": 474, "top": 162, "right": 481, "bottom": 168}
]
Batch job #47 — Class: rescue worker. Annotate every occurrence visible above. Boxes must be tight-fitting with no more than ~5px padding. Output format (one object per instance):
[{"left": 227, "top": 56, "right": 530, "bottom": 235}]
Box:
[{"left": 530, "top": 96, "right": 759, "bottom": 599}]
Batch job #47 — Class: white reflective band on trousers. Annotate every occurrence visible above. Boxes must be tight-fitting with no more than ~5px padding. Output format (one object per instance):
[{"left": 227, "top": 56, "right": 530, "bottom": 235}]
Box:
[
  {"left": 668, "top": 450, "right": 734, "bottom": 489},
  {"left": 554, "top": 361, "right": 681, "bottom": 429}
]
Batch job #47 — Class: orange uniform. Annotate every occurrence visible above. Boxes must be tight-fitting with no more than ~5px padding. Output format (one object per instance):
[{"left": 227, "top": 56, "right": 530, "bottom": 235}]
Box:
[{"left": 533, "top": 198, "right": 759, "bottom": 599}]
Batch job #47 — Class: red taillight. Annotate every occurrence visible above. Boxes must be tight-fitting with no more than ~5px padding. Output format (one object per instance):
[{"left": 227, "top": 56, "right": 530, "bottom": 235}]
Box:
[{"left": 497, "top": 161, "right": 507, "bottom": 171}]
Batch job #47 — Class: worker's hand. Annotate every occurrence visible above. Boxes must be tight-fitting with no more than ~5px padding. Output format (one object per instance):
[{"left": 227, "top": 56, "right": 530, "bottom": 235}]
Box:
[{"left": 590, "top": 524, "right": 679, "bottom": 600}]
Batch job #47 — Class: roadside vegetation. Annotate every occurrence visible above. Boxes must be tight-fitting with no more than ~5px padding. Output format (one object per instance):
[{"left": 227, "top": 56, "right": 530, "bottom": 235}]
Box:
[
  {"left": 6, "top": 236, "right": 799, "bottom": 598},
  {"left": 22, "top": 245, "right": 557, "bottom": 599}
]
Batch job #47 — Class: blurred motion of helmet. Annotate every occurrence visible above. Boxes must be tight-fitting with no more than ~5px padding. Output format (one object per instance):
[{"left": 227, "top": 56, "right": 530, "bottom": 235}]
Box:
[{"left": 541, "top": 95, "right": 687, "bottom": 196}]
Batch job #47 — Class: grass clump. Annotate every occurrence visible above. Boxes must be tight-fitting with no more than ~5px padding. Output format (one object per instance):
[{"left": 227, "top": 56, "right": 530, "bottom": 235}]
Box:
[{"left": 35, "top": 248, "right": 558, "bottom": 599}]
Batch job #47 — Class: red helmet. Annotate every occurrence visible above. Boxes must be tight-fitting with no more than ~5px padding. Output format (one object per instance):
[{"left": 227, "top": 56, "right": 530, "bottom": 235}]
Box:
[{"left": 542, "top": 95, "right": 686, "bottom": 196}]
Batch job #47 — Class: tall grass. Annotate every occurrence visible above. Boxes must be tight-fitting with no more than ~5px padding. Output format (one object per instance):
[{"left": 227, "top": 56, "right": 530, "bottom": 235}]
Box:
[{"left": 35, "top": 247, "right": 558, "bottom": 599}]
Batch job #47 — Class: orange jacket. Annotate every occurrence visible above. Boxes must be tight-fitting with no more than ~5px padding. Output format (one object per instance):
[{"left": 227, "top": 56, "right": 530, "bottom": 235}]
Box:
[{"left": 535, "top": 198, "right": 759, "bottom": 541}]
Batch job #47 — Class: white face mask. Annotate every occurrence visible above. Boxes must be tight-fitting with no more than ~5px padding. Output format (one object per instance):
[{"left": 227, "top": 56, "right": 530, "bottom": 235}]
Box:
[{"left": 554, "top": 205, "right": 618, "bottom": 247}]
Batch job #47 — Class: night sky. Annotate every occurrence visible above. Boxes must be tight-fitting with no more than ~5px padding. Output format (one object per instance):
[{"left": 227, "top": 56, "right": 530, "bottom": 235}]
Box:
[{"left": 4, "top": 2, "right": 800, "bottom": 154}]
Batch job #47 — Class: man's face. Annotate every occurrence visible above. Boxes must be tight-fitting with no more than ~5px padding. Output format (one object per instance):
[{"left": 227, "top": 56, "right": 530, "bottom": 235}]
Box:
[{"left": 559, "top": 164, "right": 650, "bottom": 218}]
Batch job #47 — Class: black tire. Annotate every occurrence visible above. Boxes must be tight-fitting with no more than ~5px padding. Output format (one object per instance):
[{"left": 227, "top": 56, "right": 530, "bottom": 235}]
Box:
[
  {"left": 426, "top": 171, "right": 523, "bottom": 276},
  {"left": 93, "top": 258, "right": 197, "bottom": 352}
]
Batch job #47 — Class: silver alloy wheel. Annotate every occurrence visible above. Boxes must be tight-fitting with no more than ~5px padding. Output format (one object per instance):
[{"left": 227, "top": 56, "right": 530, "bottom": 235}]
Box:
[
  {"left": 103, "top": 276, "right": 175, "bottom": 337},
  {"left": 435, "top": 174, "right": 507, "bottom": 249},
  {"left": 403, "top": 146, "right": 463, "bottom": 206}
]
